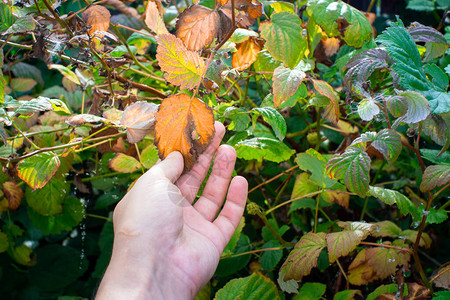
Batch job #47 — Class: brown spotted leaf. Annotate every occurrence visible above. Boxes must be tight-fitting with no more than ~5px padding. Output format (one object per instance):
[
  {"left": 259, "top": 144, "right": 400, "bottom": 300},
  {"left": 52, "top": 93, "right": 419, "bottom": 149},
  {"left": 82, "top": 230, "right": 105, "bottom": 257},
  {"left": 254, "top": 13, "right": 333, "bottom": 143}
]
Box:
[
  {"left": 232, "top": 37, "right": 264, "bottom": 71},
  {"left": 145, "top": 0, "right": 169, "bottom": 35},
  {"left": 281, "top": 232, "right": 327, "bottom": 281},
  {"left": 2, "top": 181, "right": 23, "bottom": 210},
  {"left": 156, "top": 33, "right": 206, "bottom": 89},
  {"left": 155, "top": 94, "right": 215, "bottom": 170},
  {"left": 82, "top": 5, "right": 111, "bottom": 37},
  {"left": 120, "top": 101, "right": 158, "bottom": 144},
  {"left": 175, "top": 5, "right": 231, "bottom": 51}
]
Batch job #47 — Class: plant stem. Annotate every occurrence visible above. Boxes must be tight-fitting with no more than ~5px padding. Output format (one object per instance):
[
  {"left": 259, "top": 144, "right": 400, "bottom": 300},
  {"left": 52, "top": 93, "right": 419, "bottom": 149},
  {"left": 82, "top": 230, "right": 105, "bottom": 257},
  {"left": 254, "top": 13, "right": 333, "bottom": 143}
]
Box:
[
  {"left": 335, "top": 258, "right": 349, "bottom": 289},
  {"left": 85, "top": 213, "right": 111, "bottom": 221},
  {"left": 314, "top": 194, "right": 320, "bottom": 232},
  {"left": 41, "top": 0, "right": 74, "bottom": 36},
  {"left": 265, "top": 190, "right": 323, "bottom": 214},
  {"left": 360, "top": 242, "right": 412, "bottom": 252},
  {"left": 256, "top": 209, "right": 292, "bottom": 247},
  {"left": 81, "top": 171, "right": 122, "bottom": 182},
  {"left": 360, "top": 197, "right": 369, "bottom": 221},
  {"left": 249, "top": 165, "right": 299, "bottom": 193},
  {"left": 221, "top": 247, "right": 284, "bottom": 260}
]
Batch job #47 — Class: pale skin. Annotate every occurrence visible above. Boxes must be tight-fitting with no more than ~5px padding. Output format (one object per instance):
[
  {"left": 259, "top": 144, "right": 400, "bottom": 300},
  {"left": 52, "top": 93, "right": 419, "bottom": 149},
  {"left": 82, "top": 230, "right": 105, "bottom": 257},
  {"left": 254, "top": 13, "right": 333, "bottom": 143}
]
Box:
[{"left": 96, "top": 122, "right": 248, "bottom": 299}]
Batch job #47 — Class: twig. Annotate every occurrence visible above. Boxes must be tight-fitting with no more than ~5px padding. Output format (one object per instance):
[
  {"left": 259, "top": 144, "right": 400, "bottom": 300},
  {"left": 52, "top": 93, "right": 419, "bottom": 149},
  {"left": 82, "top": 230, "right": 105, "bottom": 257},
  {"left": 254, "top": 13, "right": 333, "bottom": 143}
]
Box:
[
  {"left": 249, "top": 165, "right": 299, "bottom": 193},
  {"left": 111, "top": 72, "right": 166, "bottom": 98}
]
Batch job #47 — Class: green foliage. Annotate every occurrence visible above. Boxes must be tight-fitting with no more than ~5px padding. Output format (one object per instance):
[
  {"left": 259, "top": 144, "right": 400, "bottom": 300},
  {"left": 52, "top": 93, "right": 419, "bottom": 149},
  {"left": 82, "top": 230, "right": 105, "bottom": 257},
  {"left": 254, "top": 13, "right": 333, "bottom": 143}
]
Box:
[{"left": 0, "top": 0, "right": 448, "bottom": 299}]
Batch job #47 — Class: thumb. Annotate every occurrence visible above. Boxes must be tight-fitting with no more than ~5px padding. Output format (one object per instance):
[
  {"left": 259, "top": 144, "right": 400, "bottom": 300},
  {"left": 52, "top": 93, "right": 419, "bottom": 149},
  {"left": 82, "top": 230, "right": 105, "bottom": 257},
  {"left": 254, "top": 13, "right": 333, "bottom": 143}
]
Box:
[{"left": 144, "top": 151, "right": 184, "bottom": 183}]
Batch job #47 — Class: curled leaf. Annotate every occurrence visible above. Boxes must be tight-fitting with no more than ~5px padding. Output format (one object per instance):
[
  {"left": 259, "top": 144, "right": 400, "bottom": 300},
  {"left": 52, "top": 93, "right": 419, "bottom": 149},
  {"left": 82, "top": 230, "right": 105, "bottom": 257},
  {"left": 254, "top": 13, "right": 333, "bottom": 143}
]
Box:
[
  {"left": 155, "top": 94, "right": 215, "bottom": 170},
  {"left": 120, "top": 101, "right": 158, "bottom": 144},
  {"left": 145, "top": 0, "right": 169, "bottom": 35}
]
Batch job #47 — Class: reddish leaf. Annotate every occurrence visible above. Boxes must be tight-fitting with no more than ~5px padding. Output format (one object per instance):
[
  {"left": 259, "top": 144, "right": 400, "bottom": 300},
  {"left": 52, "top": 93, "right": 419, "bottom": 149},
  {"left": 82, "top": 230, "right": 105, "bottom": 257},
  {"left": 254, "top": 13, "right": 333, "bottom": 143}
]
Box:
[
  {"left": 420, "top": 164, "right": 450, "bottom": 192},
  {"left": 312, "top": 79, "right": 340, "bottom": 124},
  {"left": 281, "top": 232, "right": 327, "bottom": 281},
  {"left": 145, "top": 0, "right": 169, "bottom": 35},
  {"left": 120, "top": 101, "right": 158, "bottom": 144},
  {"left": 156, "top": 33, "right": 206, "bottom": 89},
  {"left": 155, "top": 94, "right": 215, "bottom": 170},
  {"left": 175, "top": 5, "right": 231, "bottom": 51},
  {"left": 82, "top": 5, "right": 111, "bottom": 37},
  {"left": 272, "top": 65, "right": 306, "bottom": 108},
  {"left": 366, "top": 240, "right": 411, "bottom": 279},
  {"left": 401, "top": 230, "right": 432, "bottom": 248},
  {"left": 433, "top": 263, "right": 450, "bottom": 289},
  {"left": 2, "top": 181, "right": 23, "bottom": 210},
  {"left": 222, "top": 0, "right": 263, "bottom": 28},
  {"left": 232, "top": 37, "right": 264, "bottom": 71},
  {"left": 326, "top": 227, "right": 371, "bottom": 263}
]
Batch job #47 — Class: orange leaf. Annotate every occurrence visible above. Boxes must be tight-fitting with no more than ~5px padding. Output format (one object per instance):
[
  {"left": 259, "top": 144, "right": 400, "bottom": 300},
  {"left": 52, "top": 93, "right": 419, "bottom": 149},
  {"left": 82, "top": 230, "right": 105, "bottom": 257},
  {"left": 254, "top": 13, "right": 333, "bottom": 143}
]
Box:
[
  {"left": 156, "top": 33, "right": 206, "bottom": 89},
  {"left": 2, "top": 181, "right": 23, "bottom": 210},
  {"left": 155, "top": 94, "right": 215, "bottom": 170},
  {"left": 222, "top": 0, "right": 263, "bottom": 28},
  {"left": 322, "top": 37, "right": 340, "bottom": 57},
  {"left": 82, "top": 5, "right": 111, "bottom": 37},
  {"left": 232, "top": 37, "right": 263, "bottom": 71},
  {"left": 120, "top": 101, "right": 158, "bottom": 144},
  {"left": 175, "top": 5, "right": 231, "bottom": 51},
  {"left": 145, "top": 0, "right": 169, "bottom": 35},
  {"left": 312, "top": 79, "right": 340, "bottom": 124},
  {"left": 217, "top": 0, "right": 229, "bottom": 5}
]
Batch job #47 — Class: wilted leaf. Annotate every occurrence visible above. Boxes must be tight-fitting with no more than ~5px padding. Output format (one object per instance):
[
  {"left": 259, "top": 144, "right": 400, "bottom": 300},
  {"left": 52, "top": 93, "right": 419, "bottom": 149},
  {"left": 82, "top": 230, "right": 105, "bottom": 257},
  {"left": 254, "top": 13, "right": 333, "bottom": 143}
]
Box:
[
  {"left": 17, "top": 152, "right": 61, "bottom": 189},
  {"left": 308, "top": 0, "right": 373, "bottom": 48},
  {"left": 221, "top": 0, "right": 263, "bottom": 28},
  {"left": 49, "top": 64, "right": 80, "bottom": 85},
  {"left": 156, "top": 33, "right": 206, "bottom": 89},
  {"left": 252, "top": 107, "right": 287, "bottom": 141},
  {"left": 350, "top": 129, "right": 402, "bottom": 165},
  {"left": 368, "top": 186, "right": 419, "bottom": 218},
  {"left": 66, "top": 114, "right": 110, "bottom": 126},
  {"left": 176, "top": 5, "right": 231, "bottom": 51},
  {"left": 357, "top": 97, "right": 380, "bottom": 121},
  {"left": 408, "top": 22, "right": 449, "bottom": 60},
  {"left": 82, "top": 5, "right": 111, "bottom": 37},
  {"left": 434, "top": 264, "right": 450, "bottom": 290},
  {"left": 155, "top": 94, "right": 214, "bottom": 170},
  {"left": 420, "top": 164, "right": 450, "bottom": 192},
  {"left": 366, "top": 240, "right": 411, "bottom": 279},
  {"left": 232, "top": 37, "right": 264, "bottom": 71},
  {"left": 2, "top": 181, "right": 23, "bottom": 210},
  {"left": 282, "top": 232, "right": 327, "bottom": 281},
  {"left": 235, "top": 137, "right": 295, "bottom": 163},
  {"left": 4, "top": 15, "right": 35, "bottom": 34},
  {"left": 120, "top": 101, "right": 158, "bottom": 144},
  {"left": 372, "top": 221, "right": 402, "bottom": 238},
  {"left": 326, "top": 147, "right": 371, "bottom": 197},
  {"left": 14, "top": 97, "right": 70, "bottom": 117},
  {"left": 260, "top": 12, "right": 306, "bottom": 69},
  {"left": 348, "top": 249, "right": 377, "bottom": 285},
  {"left": 273, "top": 65, "right": 306, "bottom": 108},
  {"left": 108, "top": 153, "right": 141, "bottom": 173},
  {"left": 145, "top": 0, "right": 169, "bottom": 35},
  {"left": 215, "top": 272, "right": 280, "bottom": 300},
  {"left": 312, "top": 79, "right": 340, "bottom": 123}
]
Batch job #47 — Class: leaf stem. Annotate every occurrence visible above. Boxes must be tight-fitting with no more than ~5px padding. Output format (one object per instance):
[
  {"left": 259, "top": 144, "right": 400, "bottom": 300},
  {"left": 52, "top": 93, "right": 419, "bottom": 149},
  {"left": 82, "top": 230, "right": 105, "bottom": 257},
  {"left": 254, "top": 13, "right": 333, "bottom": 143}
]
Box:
[
  {"left": 249, "top": 165, "right": 299, "bottom": 193},
  {"left": 85, "top": 213, "right": 111, "bottom": 221},
  {"left": 265, "top": 190, "right": 323, "bottom": 215},
  {"left": 335, "top": 258, "right": 349, "bottom": 289}
]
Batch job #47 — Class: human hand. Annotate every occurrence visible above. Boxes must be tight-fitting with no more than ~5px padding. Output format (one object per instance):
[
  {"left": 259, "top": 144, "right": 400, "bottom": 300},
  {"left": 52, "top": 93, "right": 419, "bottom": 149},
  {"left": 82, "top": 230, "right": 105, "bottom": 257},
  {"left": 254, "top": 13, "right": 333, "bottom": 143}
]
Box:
[{"left": 96, "top": 122, "right": 248, "bottom": 299}]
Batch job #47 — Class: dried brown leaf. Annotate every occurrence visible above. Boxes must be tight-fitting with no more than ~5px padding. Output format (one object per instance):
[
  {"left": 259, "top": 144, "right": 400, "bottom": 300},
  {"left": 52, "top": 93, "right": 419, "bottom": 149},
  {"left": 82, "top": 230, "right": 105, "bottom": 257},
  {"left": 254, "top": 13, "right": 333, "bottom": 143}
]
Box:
[
  {"left": 2, "top": 181, "right": 23, "bottom": 210},
  {"left": 120, "top": 101, "right": 158, "bottom": 144},
  {"left": 145, "top": 0, "right": 169, "bottom": 35},
  {"left": 155, "top": 94, "right": 215, "bottom": 170},
  {"left": 82, "top": 5, "right": 111, "bottom": 37}
]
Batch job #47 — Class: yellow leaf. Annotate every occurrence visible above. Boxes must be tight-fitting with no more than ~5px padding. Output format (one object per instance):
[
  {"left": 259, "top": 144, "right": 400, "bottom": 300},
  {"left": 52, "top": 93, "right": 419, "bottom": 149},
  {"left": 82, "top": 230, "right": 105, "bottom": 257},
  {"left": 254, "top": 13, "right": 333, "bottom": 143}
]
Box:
[
  {"left": 108, "top": 153, "right": 141, "bottom": 173},
  {"left": 232, "top": 37, "right": 264, "bottom": 71},
  {"left": 156, "top": 33, "right": 206, "bottom": 90},
  {"left": 145, "top": 0, "right": 169, "bottom": 35},
  {"left": 155, "top": 94, "right": 215, "bottom": 170}
]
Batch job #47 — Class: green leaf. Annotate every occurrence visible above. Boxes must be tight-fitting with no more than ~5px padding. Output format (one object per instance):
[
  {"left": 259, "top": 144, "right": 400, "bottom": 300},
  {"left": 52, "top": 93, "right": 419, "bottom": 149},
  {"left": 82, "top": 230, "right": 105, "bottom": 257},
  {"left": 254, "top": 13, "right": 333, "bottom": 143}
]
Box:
[
  {"left": 372, "top": 221, "right": 402, "bottom": 238},
  {"left": 326, "top": 223, "right": 373, "bottom": 263},
  {"left": 260, "top": 240, "right": 282, "bottom": 271},
  {"left": 270, "top": 2, "right": 295, "bottom": 14},
  {"left": 224, "top": 107, "right": 251, "bottom": 132},
  {"left": 366, "top": 284, "right": 407, "bottom": 300},
  {"left": 216, "top": 235, "right": 251, "bottom": 277},
  {"left": 195, "top": 282, "right": 211, "bottom": 300},
  {"left": 11, "top": 62, "right": 44, "bottom": 86},
  {"left": 357, "top": 98, "right": 380, "bottom": 121},
  {"left": 215, "top": 272, "right": 280, "bottom": 300},
  {"left": 406, "top": 0, "right": 436, "bottom": 11},
  {"left": 93, "top": 221, "right": 113, "bottom": 278},
  {"left": 49, "top": 64, "right": 81, "bottom": 85},
  {"left": 420, "top": 148, "right": 450, "bottom": 165},
  {"left": 0, "top": 4, "right": 15, "bottom": 33},
  {"left": 14, "top": 97, "right": 70, "bottom": 117},
  {"left": 420, "top": 164, "right": 450, "bottom": 192},
  {"left": 140, "top": 144, "right": 159, "bottom": 169},
  {"left": 368, "top": 186, "right": 419, "bottom": 218},
  {"left": 272, "top": 65, "right": 306, "bottom": 107},
  {"left": 426, "top": 207, "right": 448, "bottom": 224},
  {"left": 282, "top": 232, "right": 327, "bottom": 281},
  {"left": 25, "top": 177, "right": 68, "bottom": 215},
  {"left": 254, "top": 50, "right": 282, "bottom": 80},
  {"left": 0, "top": 231, "right": 8, "bottom": 253},
  {"left": 308, "top": 0, "right": 373, "bottom": 48},
  {"left": 392, "top": 91, "right": 430, "bottom": 125},
  {"left": 223, "top": 217, "right": 245, "bottom": 255},
  {"left": 296, "top": 149, "right": 336, "bottom": 188},
  {"left": 4, "top": 15, "right": 35, "bottom": 34},
  {"left": 108, "top": 153, "right": 141, "bottom": 173},
  {"left": 17, "top": 152, "right": 61, "bottom": 190},
  {"left": 293, "top": 282, "right": 326, "bottom": 300},
  {"left": 10, "top": 78, "right": 37, "bottom": 92},
  {"left": 350, "top": 129, "right": 402, "bottom": 164},
  {"left": 111, "top": 45, "right": 137, "bottom": 57},
  {"left": 260, "top": 12, "right": 306, "bottom": 68},
  {"left": 11, "top": 244, "right": 34, "bottom": 266},
  {"left": 252, "top": 107, "right": 287, "bottom": 140},
  {"left": 326, "top": 147, "right": 371, "bottom": 197},
  {"left": 277, "top": 267, "right": 299, "bottom": 294},
  {"left": 235, "top": 137, "right": 295, "bottom": 163},
  {"left": 333, "top": 290, "right": 363, "bottom": 300},
  {"left": 230, "top": 28, "right": 259, "bottom": 44},
  {"left": 290, "top": 173, "right": 320, "bottom": 210},
  {"left": 28, "top": 244, "right": 88, "bottom": 291},
  {"left": 28, "top": 196, "right": 85, "bottom": 235},
  {"left": 432, "top": 291, "right": 450, "bottom": 300},
  {"left": 126, "top": 30, "right": 156, "bottom": 45}
]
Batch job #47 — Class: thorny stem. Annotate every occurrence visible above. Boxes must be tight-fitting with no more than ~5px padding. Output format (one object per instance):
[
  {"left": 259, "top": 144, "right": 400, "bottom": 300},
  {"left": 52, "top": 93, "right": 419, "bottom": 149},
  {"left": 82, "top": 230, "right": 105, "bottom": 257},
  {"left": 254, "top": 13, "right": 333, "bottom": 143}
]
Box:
[
  {"left": 249, "top": 165, "right": 299, "bottom": 193},
  {"left": 111, "top": 72, "right": 166, "bottom": 98},
  {"left": 7, "top": 127, "right": 72, "bottom": 140}
]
